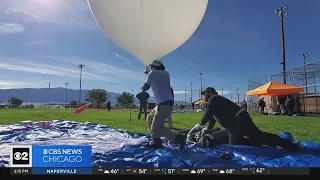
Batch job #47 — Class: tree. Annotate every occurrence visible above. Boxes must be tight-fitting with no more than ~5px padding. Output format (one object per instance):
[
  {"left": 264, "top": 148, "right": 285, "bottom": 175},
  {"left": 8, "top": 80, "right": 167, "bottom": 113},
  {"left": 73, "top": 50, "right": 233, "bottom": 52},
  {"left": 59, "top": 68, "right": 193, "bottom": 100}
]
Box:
[
  {"left": 117, "top": 92, "right": 134, "bottom": 108},
  {"left": 27, "top": 104, "right": 34, "bottom": 109},
  {"left": 69, "top": 100, "right": 78, "bottom": 106},
  {"left": 85, "top": 89, "right": 109, "bottom": 109},
  {"left": 8, "top": 97, "right": 24, "bottom": 108}
]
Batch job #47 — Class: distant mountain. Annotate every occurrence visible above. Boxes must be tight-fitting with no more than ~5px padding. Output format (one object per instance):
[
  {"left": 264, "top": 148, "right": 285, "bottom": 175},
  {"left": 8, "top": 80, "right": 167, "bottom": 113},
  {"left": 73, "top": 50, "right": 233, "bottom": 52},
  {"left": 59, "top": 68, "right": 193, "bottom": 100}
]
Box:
[{"left": 0, "top": 88, "right": 185, "bottom": 105}]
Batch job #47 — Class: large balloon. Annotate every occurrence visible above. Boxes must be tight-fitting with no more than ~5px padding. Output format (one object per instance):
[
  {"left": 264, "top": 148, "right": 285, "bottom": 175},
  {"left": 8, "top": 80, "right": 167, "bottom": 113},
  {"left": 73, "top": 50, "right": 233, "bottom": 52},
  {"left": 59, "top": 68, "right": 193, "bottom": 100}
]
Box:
[{"left": 88, "top": 0, "right": 208, "bottom": 65}]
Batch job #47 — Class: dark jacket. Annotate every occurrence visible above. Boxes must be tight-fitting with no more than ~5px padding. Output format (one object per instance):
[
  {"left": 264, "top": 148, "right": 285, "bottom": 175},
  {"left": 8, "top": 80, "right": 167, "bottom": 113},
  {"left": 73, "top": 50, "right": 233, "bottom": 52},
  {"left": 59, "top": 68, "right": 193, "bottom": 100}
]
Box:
[
  {"left": 136, "top": 91, "right": 150, "bottom": 105},
  {"left": 200, "top": 95, "right": 242, "bottom": 129},
  {"left": 258, "top": 99, "right": 266, "bottom": 107},
  {"left": 285, "top": 96, "right": 295, "bottom": 108},
  {"left": 171, "top": 87, "right": 174, "bottom": 100}
]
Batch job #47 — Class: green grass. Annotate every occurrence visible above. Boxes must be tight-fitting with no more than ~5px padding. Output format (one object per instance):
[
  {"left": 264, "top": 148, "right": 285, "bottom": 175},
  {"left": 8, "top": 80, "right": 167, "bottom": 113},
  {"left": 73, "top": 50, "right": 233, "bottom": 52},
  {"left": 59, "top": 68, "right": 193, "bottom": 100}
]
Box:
[{"left": 0, "top": 109, "right": 319, "bottom": 143}]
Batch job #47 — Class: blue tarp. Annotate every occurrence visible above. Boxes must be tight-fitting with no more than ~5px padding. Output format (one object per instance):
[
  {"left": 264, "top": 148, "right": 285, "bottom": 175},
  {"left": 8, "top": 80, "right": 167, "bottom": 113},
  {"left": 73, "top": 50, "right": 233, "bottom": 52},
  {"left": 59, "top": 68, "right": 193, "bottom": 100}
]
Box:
[{"left": 0, "top": 120, "right": 319, "bottom": 168}]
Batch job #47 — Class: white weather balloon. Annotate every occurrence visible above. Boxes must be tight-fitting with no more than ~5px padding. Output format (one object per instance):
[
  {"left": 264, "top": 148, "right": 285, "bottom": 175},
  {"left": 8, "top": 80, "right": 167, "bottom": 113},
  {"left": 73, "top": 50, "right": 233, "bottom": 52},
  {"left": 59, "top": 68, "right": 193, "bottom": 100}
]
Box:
[{"left": 88, "top": 0, "right": 208, "bottom": 65}]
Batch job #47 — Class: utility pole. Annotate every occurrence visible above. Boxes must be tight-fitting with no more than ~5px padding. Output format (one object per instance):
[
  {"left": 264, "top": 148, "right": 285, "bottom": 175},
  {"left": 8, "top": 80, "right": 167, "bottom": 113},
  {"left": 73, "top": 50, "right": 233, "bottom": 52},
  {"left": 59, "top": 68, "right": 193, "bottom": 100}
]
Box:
[
  {"left": 130, "top": 89, "right": 133, "bottom": 121},
  {"left": 314, "top": 74, "right": 318, "bottom": 113},
  {"left": 190, "top": 82, "right": 193, "bottom": 104},
  {"left": 299, "top": 53, "right": 310, "bottom": 93},
  {"left": 78, "top": 64, "right": 85, "bottom": 105},
  {"left": 299, "top": 53, "right": 310, "bottom": 113},
  {"left": 199, "top": 73, "right": 203, "bottom": 97},
  {"left": 222, "top": 87, "right": 224, "bottom": 97},
  {"left": 64, "top": 83, "right": 69, "bottom": 105},
  {"left": 48, "top": 81, "right": 51, "bottom": 104},
  {"left": 184, "top": 90, "right": 187, "bottom": 107},
  {"left": 236, "top": 88, "right": 240, "bottom": 105},
  {"left": 275, "top": 5, "right": 288, "bottom": 84}
]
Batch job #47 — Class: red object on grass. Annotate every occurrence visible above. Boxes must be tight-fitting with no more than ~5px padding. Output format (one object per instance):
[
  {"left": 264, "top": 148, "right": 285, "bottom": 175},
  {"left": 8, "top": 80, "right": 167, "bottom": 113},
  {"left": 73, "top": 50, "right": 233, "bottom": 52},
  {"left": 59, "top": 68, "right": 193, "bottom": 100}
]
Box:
[{"left": 73, "top": 103, "right": 91, "bottom": 114}]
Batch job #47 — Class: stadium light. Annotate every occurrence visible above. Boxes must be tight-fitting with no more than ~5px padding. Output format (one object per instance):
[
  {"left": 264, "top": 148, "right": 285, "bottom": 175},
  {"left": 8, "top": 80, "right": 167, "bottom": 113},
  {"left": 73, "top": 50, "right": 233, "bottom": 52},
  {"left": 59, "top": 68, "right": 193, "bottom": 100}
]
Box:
[{"left": 275, "top": 5, "right": 289, "bottom": 84}]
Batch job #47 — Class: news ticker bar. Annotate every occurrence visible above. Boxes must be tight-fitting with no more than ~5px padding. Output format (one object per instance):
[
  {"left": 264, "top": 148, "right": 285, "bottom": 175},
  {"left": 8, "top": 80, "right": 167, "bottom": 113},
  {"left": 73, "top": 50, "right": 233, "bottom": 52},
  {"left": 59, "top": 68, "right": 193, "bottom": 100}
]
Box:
[{"left": 9, "top": 167, "right": 318, "bottom": 175}]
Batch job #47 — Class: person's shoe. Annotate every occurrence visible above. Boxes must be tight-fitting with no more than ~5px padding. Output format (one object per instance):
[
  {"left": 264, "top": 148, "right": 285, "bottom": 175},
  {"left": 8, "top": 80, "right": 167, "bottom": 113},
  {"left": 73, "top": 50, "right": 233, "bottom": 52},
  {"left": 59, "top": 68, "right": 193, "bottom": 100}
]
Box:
[
  {"left": 175, "top": 133, "right": 187, "bottom": 149},
  {"left": 146, "top": 138, "right": 163, "bottom": 149}
]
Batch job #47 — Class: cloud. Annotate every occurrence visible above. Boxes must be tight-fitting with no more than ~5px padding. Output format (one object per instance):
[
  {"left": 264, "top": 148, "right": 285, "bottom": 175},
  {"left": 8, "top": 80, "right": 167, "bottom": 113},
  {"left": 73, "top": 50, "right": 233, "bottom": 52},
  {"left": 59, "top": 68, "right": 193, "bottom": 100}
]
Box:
[
  {"left": 174, "top": 91, "right": 189, "bottom": 94},
  {"left": 0, "top": 80, "right": 30, "bottom": 89},
  {"left": 2, "top": 0, "right": 97, "bottom": 31},
  {"left": 0, "top": 56, "right": 143, "bottom": 83},
  {"left": 26, "top": 39, "right": 55, "bottom": 46},
  {"left": 114, "top": 53, "right": 132, "bottom": 64},
  {"left": 45, "top": 56, "right": 142, "bottom": 81},
  {"left": 0, "top": 23, "right": 24, "bottom": 34},
  {"left": 216, "top": 90, "right": 230, "bottom": 95},
  {"left": 5, "top": 8, "right": 44, "bottom": 21}
]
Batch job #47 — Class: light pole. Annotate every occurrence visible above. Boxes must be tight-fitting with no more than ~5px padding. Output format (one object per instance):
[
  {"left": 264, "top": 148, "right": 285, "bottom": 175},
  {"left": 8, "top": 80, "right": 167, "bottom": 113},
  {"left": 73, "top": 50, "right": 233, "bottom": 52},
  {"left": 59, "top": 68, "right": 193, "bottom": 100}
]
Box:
[
  {"left": 275, "top": 5, "right": 289, "bottom": 84},
  {"left": 190, "top": 82, "right": 193, "bottom": 104},
  {"left": 130, "top": 89, "right": 133, "bottom": 121},
  {"left": 299, "top": 53, "right": 309, "bottom": 113},
  {"left": 236, "top": 88, "right": 240, "bottom": 105},
  {"left": 64, "top": 83, "right": 69, "bottom": 105},
  {"left": 199, "top": 73, "right": 203, "bottom": 99},
  {"left": 78, "top": 64, "right": 85, "bottom": 105},
  {"left": 184, "top": 90, "right": 187, "bottom": 107},
  {"left": 299, "top": 53, "right": 310, "bottom": 93},
  {"left": 48, "top": 81, "right": 51, "bottom": 104}
]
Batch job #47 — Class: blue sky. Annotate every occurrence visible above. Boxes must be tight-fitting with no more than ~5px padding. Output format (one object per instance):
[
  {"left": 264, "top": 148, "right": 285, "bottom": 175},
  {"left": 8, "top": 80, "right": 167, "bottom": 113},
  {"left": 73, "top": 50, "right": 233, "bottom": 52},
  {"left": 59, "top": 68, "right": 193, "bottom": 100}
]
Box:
[{"left": 0, "top": 0, "right": 319, "bottom": 99}]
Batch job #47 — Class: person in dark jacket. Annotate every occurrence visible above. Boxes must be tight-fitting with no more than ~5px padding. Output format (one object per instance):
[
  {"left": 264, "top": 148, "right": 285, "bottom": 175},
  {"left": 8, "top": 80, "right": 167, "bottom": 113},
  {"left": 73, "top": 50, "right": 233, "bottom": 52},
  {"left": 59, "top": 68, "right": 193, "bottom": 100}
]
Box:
[
  {"left": 188, "top": 87, "right": 301, "bottom": 151},
  {"left": 258, "top": 98, "right": 266, "bottom": 114},
  {"left": 136, "top": 90, "right": 150, "bottom": 120},
  {"left": 241, "top": 99, "right": 247, "bottom": 111},
  {"left": 106, "top": 101, "right": 111, "bottom": 111},
  {"left": 165, "top": 87, "right": 174, "bottom": 128},
  {"left": 285, "top": 95, "right": 295, "bottom": 116}
]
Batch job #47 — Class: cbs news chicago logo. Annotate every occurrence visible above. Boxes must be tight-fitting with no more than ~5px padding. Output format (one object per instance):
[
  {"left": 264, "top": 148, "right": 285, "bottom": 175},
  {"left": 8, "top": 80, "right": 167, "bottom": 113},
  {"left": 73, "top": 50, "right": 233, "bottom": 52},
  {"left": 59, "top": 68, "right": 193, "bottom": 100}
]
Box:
[{"left": 10, "top": 145, "right": 33, "bottom": 167}]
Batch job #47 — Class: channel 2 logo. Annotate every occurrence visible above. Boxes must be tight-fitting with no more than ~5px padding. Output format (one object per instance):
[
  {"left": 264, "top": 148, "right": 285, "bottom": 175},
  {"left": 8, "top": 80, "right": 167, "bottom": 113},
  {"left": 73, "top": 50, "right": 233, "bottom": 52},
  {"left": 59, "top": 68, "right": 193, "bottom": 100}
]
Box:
[{"left": 10, "top": 145, "right": 32, "bottom": 167}]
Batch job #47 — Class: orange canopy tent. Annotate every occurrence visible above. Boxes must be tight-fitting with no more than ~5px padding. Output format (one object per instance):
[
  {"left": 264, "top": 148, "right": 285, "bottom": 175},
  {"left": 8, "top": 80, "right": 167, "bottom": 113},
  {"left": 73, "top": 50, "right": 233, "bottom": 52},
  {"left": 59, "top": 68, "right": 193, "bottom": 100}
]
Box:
[{"left": 246, "top": 81, "right": 304, "bottom": 96}]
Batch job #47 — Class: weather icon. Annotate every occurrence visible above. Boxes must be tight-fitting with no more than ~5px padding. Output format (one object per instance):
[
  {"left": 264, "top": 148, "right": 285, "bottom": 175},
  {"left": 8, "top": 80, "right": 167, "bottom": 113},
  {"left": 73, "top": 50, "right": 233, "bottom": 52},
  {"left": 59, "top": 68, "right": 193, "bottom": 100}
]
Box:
[{"left": 104, "top": 170, "right": 109, "bottom": 174}]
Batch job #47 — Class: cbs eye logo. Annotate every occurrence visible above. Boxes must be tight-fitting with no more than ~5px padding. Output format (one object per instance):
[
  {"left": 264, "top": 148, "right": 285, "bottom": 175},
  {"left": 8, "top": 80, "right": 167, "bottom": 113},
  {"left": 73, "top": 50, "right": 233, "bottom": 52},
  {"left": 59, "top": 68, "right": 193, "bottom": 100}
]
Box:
[{"left": 10, "top": 146, "right": 32, "bottom": 167}]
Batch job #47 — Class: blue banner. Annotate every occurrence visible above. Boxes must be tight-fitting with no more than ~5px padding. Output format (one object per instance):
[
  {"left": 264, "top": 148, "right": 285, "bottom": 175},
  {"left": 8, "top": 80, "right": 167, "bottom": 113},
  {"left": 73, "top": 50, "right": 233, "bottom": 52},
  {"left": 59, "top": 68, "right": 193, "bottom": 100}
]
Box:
[
  {"left": 32, "top": 145, "right": 92, "bottom": 167},
  {"left": 32, "top": 168, "right": 92, "bottom": 175}
]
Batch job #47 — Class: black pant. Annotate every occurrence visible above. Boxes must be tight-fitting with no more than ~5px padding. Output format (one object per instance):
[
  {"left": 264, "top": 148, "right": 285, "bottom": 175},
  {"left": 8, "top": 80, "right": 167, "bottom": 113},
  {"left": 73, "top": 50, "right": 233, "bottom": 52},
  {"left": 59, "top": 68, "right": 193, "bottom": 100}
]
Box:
[
  {"left": 286, "top": 106, "right": 293, "bottom": 116},
  {"left": 138, "top": 104, "right": 147, "bottom": 119},
  {"left": 228, "top": 112, "right": 299, "bottom": 151}
]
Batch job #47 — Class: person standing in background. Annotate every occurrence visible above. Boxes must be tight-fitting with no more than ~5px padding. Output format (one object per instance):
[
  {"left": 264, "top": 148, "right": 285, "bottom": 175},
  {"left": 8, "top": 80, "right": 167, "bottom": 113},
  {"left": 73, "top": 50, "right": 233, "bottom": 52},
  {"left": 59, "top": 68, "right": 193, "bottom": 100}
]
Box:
[
  {"left": 165, "top": 87, "right": 174, "bottom": 129},
  {"left": 136, "top": 90, "right": 150, "bottom": 120},
  {"left": 285, "top": 95, "right": 295, "bottom": 116},
  {"left": 241, "top": 99, "right": 247, "bottom": 111},
  {"left": 141, "top": 60, "right": 186, "bottom": 149},
  {"left": 107, "top": 100, "right": 111, "bottom": 111},
  {"left": 258, "top": 98, "right": 266, "bottom": 114}
]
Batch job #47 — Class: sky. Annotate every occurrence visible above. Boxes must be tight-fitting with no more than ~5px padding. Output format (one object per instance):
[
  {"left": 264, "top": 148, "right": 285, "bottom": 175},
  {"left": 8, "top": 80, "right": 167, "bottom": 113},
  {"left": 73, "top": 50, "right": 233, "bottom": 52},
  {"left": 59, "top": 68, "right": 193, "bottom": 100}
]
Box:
[{"left": 0, "top": 0, "right": 319, "bottom": 98}]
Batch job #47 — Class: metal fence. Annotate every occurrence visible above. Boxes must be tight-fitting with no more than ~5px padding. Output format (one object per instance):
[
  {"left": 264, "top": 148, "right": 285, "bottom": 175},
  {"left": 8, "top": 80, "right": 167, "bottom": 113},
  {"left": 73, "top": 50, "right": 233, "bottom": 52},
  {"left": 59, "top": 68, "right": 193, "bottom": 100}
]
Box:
[
  {"left": 271, "top": 75, "right": 320, "bottom": 113},
  {"left": 247, "top": 79, "right": 263, "bottom": 113},
  {"left": 172, "top": 89, "right": 247, "bottom": 109}
]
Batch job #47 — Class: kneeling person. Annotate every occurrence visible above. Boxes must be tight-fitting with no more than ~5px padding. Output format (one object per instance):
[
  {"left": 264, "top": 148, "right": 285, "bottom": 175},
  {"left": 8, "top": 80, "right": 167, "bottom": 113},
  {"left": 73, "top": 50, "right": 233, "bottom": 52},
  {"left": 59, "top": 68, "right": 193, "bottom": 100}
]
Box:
[{"left": 189, "top": 87, "right": 300, "bottom": 151}]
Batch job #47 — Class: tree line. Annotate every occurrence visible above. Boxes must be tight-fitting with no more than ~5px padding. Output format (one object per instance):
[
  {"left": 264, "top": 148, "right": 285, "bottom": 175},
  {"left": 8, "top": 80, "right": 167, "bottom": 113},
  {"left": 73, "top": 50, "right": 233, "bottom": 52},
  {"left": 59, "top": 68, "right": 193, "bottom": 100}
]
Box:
[{"left": 4, "top": 89, "right": 135, "bottom": 109}]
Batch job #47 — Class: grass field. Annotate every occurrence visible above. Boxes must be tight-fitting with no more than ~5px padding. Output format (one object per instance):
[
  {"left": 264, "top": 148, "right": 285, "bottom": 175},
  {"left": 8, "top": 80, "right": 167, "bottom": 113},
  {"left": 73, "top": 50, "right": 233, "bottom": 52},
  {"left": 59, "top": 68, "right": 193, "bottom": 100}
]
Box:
[{"left": 0, "top": 109, "right": 319, "bottom": 143}]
